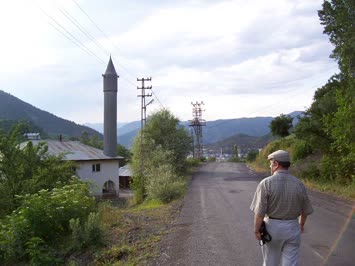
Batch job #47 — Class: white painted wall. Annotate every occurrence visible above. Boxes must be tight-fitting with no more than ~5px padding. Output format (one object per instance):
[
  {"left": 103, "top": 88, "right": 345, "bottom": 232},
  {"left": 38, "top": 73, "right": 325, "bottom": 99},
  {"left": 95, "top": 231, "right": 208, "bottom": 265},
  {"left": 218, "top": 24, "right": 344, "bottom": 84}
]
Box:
[{"left": 75, "top": 160, "right": 119, "bottom": 195}]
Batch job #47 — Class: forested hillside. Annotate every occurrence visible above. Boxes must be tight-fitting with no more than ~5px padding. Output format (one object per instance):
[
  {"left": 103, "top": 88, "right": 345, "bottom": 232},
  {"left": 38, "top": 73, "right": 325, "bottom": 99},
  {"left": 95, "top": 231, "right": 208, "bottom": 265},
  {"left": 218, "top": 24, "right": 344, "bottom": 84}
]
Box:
[
  {"left": 205, "top": 133, "right": 273, "bottom": 154},
  {"left": 116, "top": 111, "right": 302, "bottom": 148},
  {"left": 0, "top": 90, "right": 101, "bottom": 138}
]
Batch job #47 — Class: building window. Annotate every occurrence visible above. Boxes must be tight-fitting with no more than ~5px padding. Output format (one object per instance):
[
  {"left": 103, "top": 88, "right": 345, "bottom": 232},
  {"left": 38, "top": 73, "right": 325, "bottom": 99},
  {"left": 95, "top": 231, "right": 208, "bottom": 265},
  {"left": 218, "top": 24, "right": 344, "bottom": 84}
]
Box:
[{"left": 92, "top": 163, "right": 101, "bottom": 172}]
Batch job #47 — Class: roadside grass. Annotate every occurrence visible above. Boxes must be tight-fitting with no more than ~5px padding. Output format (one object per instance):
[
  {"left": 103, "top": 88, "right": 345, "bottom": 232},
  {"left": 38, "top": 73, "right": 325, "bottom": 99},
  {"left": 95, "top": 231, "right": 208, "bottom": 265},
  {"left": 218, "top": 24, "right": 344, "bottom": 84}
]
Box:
[
  {"left": 66, "top": 198, "right": 183, "bottom": 265},
  {"left": 131, "top": 198, "right": 163, "bottom": 211},
  {"left": 302, "top": 178, "right": 355, "bottom": 200}
]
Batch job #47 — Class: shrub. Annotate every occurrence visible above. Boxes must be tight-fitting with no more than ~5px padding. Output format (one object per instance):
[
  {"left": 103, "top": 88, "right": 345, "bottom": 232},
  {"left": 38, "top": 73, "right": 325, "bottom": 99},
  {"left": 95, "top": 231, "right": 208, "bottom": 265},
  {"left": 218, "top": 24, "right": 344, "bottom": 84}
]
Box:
[
  {"left": 292, "top": 140, "right": 313, "bottom": 161},
  {"left": 207, "top": 157, "right": 216, "bottom": 162},
  {"left": 146, "top": 164, "right": 186, "bottom": 203},
  {"left": 25, "top": 237, "right": 61, "bottom": 265},
  {"left": 84, "top": 212, "right": 102, "bottom": 246},
  {"left": 186, "top": 157, "right": 200, "bottom": 167},
  {"left": 0, "top": 178, "right": 96, "bottom": 264},
  {"left": 246, "top": 150, "right": 259, "bottom": 162},
  {"left": 69, "top": 212, "right": 102, "bottom": 251},
  {"left": 253, "top": 136, "right": 295, "bottom": 171}
]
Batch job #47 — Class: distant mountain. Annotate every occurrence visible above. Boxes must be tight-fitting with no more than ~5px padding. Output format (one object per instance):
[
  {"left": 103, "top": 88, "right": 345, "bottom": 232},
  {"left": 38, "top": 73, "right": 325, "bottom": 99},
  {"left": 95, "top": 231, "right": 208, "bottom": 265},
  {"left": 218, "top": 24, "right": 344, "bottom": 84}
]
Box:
[
  {"left": 114, "top": 111, "right": 303, "bottom": 148},
  {"left": 205, "top": 133, "right": 274, "bottom": 155},
  {"left": 0, "top": 90, "right": 301, "bottom": 148},
  {"left": 0, "top": 90, "right": 101, "bottom": 138},
  {"left": 83, "top": 122, "right": 130, "bottom": 134},
  {"left": 118, "top": 121, "right": 141, "bottom": 136}
]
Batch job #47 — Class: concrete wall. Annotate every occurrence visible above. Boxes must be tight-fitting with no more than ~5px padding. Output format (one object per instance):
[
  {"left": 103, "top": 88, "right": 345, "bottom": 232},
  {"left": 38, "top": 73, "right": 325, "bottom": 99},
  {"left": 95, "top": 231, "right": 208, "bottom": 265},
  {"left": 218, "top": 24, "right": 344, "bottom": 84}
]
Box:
[{"left": 75, "top": 160, "right": 119, "bottom": 195}]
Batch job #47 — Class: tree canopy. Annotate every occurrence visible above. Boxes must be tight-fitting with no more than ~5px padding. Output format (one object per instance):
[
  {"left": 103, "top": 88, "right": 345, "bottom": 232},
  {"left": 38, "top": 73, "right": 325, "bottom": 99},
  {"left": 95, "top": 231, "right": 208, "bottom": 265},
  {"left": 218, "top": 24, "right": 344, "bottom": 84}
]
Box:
[
  {"left": 130, "top": 109, "right": 192, "bottom": 203},
  {"left": 292, "top": 0, "right": 354, "bottom": 183},
  {"left": 0, "top": 125, "right": 75, "bottom": 216},
  {"left": 269, "top": 114, "right": 293, "bottom": 138}
]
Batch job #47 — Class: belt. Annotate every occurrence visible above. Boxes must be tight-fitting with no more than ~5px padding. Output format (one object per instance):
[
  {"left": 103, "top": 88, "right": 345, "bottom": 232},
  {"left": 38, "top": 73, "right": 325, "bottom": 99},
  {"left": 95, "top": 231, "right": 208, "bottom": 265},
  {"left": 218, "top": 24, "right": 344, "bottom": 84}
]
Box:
[{"left": 268, "top": 217, "right": 296, "bottom": 220}]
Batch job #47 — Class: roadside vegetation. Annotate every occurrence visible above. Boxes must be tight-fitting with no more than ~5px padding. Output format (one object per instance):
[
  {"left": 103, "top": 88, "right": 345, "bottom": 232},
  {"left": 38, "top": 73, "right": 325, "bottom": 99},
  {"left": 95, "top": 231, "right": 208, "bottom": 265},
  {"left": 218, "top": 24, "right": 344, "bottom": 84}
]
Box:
[
  {"left": 130, "top": 109, "right": 193, "bottom": 204},
  {"left": 249, "top": 0, "right": 355, "bottom": 200},
  {"left": 0, "top": 108, "right": 197, "bottom": 265}
]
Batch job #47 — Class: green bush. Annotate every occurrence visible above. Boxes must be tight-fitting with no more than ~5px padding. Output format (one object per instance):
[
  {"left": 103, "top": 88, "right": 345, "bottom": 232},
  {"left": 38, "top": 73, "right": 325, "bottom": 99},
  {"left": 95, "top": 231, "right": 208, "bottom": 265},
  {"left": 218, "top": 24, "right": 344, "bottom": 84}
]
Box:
[
  {"left": 246, "top": 150, "right": 259, "bottom": 162},
  {"left": 69, "top": 212, "right": 102, "bottom": 251},
  {"left": 253, "top": 136, "right": 295, "bottom": 170},
  {"left": 186, "top": 157, "right": 200, "bottom": 167},
  {"left": 25, "top": 237, "right": 61, "bottom": 266},
  {"left": 84, "top": 212, "right": 102, "bottom": 246},
  {"left": 146, "top": 164, "right": 186, "bottom": 203},
  {"left": 292, "top": 140, "right": 313, "bottom": 161},
  {"left": 69, "top": 218, "right": 83, "bottom": 251},
  {"left": 0, "top": 178, "right": 96, "bottom": 264},
  {"left": 207, "top": 157, "right": 216, "bottom": 162}
]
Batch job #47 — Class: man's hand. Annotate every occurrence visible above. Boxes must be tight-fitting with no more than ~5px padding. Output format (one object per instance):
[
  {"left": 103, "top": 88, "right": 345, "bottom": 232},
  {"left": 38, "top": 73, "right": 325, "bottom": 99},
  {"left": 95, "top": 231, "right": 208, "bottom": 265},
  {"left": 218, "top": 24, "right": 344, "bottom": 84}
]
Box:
[
  {"left": 300, "top": 223, "right": 305, "bottom": 233},
  {"left": 254, "top": 231, "right": 262, "bottom": 240},
  {"left": 300, "top": 213, "right": 307, "bottom": 233},
  {"left": 254, "top": 214, "right": 264, "bottom": 240}
]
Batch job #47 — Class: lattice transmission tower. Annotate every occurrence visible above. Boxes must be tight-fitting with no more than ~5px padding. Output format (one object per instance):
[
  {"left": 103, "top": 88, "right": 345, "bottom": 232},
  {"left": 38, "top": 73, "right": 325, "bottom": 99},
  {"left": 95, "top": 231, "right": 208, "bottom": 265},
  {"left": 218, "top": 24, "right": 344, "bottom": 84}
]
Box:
[{"left": 189, "top": 101, "right": 206, "bottom": 159}]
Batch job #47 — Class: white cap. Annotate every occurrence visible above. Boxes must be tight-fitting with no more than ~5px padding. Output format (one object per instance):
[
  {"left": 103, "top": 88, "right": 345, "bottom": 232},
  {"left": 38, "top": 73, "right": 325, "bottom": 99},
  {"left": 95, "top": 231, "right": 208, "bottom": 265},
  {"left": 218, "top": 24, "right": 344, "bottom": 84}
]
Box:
[{"left": 267, "top": 150, "right": 290, "bottom": 162}]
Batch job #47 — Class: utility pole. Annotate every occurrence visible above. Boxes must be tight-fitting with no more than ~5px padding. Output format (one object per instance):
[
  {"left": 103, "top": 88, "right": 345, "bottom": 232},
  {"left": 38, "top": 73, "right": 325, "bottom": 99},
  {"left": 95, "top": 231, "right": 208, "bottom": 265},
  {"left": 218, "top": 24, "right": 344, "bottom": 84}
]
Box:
[
  {"left": 137, "top": 77, "right": 153, "bottom": 130},
  {"left": 189, "top": 101, "right": 206, "bottom": 159},
  {"left": 137, "top": 77, "right": 153, "bottom": 194}
]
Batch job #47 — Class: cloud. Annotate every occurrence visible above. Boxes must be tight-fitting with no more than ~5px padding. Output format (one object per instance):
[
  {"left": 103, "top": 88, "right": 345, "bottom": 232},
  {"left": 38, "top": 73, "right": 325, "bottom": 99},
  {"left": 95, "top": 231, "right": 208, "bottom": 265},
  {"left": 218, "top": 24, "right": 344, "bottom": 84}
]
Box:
[{"left": 0, "top": 0, "right": 339, "bottom": 124}]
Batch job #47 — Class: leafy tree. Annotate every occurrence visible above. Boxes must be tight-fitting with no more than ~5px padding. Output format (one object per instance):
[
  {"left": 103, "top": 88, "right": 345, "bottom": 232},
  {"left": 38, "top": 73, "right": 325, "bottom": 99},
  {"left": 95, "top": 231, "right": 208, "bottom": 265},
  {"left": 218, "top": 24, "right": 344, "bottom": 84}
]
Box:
[
  {"left": 322, "top": 79, "right": 355, "bottom": 182},
  {"left": 90, "top": 134, "right": 103, "bottom": 149},
  {"left": 269, "top": 114, "right": 293, "bottom": 138},
  {"left": 80, "top": 131, "right": 90, "bottom": 145},
  {"left": 130, "top": 109, "right": 192, "bottom": 203},
  {"left": 141, "top": 109, "right": 192, "bottom": 174},
  {"left": 0, "top": 126, "right": 75, "bottom": 216},
  {"left": 319, "top": 0, "right": 355, "bottom": 76},
  {"left": 316, "top": 0, "right": 355, "bottom": 182},
  {"left": 294, "top": 75, "right": 343, "bottom": 152},
  {"left": 0, "top": 120, "right": 46, "bottom": 139},
  {"left": 117, "top": 144, "right": 131, "bottom": 166}
]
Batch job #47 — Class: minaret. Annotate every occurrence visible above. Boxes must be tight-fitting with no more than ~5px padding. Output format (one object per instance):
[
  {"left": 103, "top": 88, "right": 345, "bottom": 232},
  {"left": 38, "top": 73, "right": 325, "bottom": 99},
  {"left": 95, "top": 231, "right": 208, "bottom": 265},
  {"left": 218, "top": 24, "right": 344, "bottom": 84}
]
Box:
[{"left": 103, "top": 57, "right": 118, "bottom": 157}]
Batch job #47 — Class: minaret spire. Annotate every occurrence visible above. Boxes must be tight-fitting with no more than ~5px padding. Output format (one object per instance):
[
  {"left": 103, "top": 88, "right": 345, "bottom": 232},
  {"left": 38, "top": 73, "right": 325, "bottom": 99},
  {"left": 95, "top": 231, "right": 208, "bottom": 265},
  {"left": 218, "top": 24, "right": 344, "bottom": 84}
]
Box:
[{"left": 103, "top": 57, "right": 118, "bottom": 156}]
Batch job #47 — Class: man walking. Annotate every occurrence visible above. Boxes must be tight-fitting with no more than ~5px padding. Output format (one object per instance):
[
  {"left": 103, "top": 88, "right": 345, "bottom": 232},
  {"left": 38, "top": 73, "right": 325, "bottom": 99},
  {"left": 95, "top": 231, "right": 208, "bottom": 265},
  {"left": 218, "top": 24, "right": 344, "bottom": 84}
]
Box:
[{"left": 250, "top": 150, "right": 313, "bottom": 266}]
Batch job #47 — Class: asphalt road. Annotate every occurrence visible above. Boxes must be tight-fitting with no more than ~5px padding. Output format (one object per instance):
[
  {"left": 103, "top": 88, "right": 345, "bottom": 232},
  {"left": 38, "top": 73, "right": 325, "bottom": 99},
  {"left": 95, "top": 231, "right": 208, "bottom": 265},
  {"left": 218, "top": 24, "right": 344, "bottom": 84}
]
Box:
[{"left": 154, "top": 162, "right": 355, "bottom": 266}]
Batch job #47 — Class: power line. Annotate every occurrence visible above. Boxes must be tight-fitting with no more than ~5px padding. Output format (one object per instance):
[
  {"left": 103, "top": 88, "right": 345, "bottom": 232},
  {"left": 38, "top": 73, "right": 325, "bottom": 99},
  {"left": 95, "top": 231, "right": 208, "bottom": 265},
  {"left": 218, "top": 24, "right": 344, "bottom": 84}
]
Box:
[
  {"left": 59, "top": 7, "right": 109, "bottom": 58},
  {"left": 37, "top": 0, "right": 166, "bottom": 112},
  {"left": 34, "top": 2, "right": 106, "bottom": 64},
  {"left": 71, "top": 0, "right": 139, "bottom": 81},
  {"left": 69, "top": 0, "right": 166, "bottom": 111},
  {"left": 151, "top": 88, "right": 164, "bottom": 109}
]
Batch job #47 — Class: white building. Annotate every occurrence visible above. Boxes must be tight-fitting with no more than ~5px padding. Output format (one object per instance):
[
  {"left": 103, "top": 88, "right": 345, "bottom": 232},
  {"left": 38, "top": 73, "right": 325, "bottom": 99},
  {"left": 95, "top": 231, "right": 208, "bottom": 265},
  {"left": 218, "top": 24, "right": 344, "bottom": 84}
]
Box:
[{"left": 20, "top": 139, "right": 123, "bottom": 196}]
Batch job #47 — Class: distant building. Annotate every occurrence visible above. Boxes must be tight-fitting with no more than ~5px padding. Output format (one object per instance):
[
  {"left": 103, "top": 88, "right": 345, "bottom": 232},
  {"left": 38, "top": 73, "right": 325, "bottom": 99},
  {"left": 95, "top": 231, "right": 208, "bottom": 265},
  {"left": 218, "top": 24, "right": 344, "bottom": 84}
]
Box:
[
  {"left": 23, "top": 133, "right": 41, "bottom": 140},
  {"left": 119, "top": 164, "right": 132, "bottom": 189}
]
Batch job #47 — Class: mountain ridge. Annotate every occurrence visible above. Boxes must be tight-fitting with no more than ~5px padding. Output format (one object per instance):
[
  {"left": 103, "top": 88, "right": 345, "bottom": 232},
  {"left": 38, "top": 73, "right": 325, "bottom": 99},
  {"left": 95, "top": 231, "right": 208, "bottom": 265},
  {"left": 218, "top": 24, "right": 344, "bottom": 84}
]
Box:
[
  {"left": 0, "top": 90, "right": 101, "bottom": 138},
  {"left": 0, "top": 90, "right": 302, "bottom": 149},
  {"left": 115, "top": 111, "right": 302, "bottom": 148}
]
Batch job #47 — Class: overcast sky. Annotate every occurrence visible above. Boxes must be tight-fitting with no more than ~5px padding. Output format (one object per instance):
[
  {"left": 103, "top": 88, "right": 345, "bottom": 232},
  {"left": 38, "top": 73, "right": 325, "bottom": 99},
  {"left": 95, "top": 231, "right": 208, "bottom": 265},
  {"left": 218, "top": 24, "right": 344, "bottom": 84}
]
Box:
[{"left": 0, "top": 0, "right": 339, "bottom": 124}]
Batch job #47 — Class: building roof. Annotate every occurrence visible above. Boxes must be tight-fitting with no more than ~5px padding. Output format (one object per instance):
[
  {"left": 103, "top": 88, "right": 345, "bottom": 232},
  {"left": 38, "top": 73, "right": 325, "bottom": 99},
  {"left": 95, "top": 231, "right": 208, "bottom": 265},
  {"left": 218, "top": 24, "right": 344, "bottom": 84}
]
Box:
[
  {"left": 119, "top": 164, "right": 132, "bottom": 176},
  {"left": 20, "top": 140, "right": 124, "bottom": 161}
]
